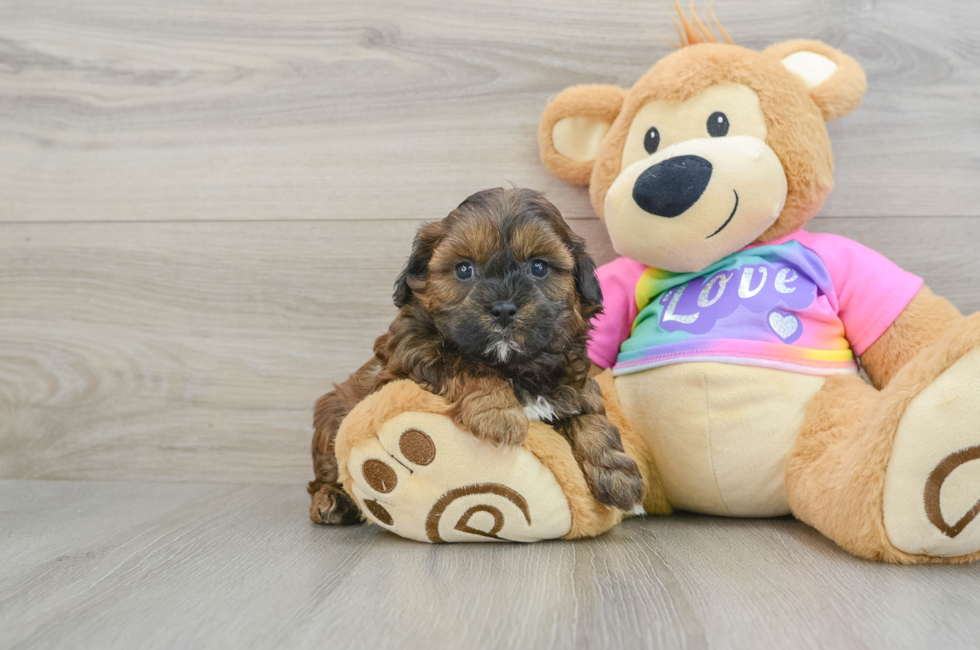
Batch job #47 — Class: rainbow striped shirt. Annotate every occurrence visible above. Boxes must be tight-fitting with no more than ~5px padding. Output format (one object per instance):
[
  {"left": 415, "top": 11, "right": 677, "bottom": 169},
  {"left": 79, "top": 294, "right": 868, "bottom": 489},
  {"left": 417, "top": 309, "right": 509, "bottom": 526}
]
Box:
[{"left": 588, "top": 231, "right": 923, "bottom": 377}]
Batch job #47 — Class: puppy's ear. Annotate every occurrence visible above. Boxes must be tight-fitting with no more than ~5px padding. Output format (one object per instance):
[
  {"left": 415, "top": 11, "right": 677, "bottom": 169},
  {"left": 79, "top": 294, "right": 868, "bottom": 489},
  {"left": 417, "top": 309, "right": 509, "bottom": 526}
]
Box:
[
  {"left": 394, "top": 221, "right": 443, "bottom": 307},
  {"left": 531, "top": 193, "right": 605, "bottom": 317},
  {"left": 569, "top": 233, "right": 603, "bottom": 317}
]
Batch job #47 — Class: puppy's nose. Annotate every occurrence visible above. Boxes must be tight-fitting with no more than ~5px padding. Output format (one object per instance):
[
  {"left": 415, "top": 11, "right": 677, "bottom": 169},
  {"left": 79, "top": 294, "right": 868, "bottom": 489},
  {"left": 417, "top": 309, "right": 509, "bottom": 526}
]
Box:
[
  {"left": 632, "top": 155, "right": 712, "bottom": 217},
  {"left": 490, "top": 301, "right": 518, "bottom": 327}
]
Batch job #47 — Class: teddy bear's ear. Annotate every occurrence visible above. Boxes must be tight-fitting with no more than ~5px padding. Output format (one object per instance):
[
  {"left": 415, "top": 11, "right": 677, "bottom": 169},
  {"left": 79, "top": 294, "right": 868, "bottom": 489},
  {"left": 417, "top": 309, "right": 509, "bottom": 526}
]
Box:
[
  {"left": 764, "top": 40, "right": 867, "bottom": 121},
  {"left": 539, "top": 85, "right": 626, "bottom": 185}
]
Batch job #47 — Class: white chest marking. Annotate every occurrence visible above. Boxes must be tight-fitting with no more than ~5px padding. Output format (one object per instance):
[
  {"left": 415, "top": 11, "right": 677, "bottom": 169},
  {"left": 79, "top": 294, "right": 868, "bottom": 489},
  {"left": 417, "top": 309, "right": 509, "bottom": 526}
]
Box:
[
  {"left": 523, "top": 396, "right": 557, "bottom": 423},
  {"left": 486, "top": 341, "right": 516, "bottom": 363}
]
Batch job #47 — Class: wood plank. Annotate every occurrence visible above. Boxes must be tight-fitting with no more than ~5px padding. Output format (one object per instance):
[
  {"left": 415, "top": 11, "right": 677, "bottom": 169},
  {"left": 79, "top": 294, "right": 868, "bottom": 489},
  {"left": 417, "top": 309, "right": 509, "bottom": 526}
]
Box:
[
  {"left": 0, "top": 0, "right": 978, "bottom": 223},
  {"left": 0, "top": 220, "right": 409, "bottom": 483},
  {"left": 1, "top": 217, "right": 979, "bottom": 484},
  {"left": 1, "top": 479, "right": 979, "bottom": 650}
]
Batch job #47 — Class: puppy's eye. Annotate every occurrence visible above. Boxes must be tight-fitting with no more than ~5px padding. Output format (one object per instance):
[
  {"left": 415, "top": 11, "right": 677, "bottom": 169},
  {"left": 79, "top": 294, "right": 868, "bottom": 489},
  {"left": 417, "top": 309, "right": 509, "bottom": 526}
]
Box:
[
  {"left": 454, "top": 262, "right": 474, "bottom": 280},
  {"left": 644, "top": 127, "right": 660, "bottom": 154},
  {"left": 707, "top": 111, "right": 729, "bottom": 137},
  {"left": 530, "top": 259, "right": 549, "bottom": 278}
]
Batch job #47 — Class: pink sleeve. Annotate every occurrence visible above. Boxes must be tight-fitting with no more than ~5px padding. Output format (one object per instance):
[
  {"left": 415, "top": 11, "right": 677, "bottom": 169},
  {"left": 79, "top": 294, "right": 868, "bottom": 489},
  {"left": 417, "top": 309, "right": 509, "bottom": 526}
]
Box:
[
  {"left": 588, "top": 257, "right": 647, "bottom": 368},
  {"left": 798, "top": 232, "right": 923, "bottom": 357}
]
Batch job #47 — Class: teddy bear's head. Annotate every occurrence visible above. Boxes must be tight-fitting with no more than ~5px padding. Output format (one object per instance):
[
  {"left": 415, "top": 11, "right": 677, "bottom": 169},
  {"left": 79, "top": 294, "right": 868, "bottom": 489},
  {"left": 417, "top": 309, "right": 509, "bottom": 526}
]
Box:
[{"left": 539, "top": 7, "right": 867, "bottom": 273}]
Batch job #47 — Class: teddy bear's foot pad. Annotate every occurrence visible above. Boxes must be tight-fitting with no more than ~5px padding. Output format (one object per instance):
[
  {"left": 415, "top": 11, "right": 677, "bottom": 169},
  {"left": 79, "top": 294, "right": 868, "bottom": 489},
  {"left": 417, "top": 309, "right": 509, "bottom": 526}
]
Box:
[
  {"left": 884, "top": 349, "right": 980, "bottom": 558},
  {"left": 346, "top": 411, "right": 573, "bottom": 543}
]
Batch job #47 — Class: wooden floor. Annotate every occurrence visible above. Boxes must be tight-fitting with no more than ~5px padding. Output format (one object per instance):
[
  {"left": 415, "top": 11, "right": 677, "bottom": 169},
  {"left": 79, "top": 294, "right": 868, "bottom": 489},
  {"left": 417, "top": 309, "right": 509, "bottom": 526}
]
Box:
[
  {"left": 2, "top": 480, "right": 979, "bottom": 650},
  {"left": 1, "top": 0, "right": 979, "bottom": 648}
]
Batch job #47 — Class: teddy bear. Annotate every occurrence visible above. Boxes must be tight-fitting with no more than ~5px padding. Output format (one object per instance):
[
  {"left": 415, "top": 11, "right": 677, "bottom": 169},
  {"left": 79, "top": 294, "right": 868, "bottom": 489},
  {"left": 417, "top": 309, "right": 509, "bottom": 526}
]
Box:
[{"left": 327, "top": 6, "right": 980, "bottom": 563}]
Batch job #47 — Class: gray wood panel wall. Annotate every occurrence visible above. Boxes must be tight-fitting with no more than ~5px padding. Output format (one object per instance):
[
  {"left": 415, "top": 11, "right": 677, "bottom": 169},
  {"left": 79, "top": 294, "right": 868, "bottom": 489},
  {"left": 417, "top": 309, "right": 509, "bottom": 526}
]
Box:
[{"left": 2, "top": 0, "right": 978, "bottom": 484}]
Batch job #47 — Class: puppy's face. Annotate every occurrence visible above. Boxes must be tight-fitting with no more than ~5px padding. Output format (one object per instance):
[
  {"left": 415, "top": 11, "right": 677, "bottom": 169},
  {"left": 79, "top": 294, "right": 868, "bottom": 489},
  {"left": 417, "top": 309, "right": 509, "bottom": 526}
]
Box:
[{"left": 394, "top": 189, "right": 602, "bottom": 365}]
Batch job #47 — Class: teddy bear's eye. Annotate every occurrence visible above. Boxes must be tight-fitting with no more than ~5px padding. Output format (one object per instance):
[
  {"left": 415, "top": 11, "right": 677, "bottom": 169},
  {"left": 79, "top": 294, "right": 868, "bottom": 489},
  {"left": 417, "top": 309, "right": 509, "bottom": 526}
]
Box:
[
  {"left": 644, "top": 126, "right": 660, "bottom": 154},
  {"left": 707, "top": 111, "right": 729, "bottom": 137}
]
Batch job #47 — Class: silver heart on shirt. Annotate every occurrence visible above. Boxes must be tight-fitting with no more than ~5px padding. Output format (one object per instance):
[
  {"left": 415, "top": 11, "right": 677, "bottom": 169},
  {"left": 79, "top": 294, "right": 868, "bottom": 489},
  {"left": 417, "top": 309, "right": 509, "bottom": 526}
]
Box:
[{"left": 769, "top": 311, "right": 800, "bottom": 341}]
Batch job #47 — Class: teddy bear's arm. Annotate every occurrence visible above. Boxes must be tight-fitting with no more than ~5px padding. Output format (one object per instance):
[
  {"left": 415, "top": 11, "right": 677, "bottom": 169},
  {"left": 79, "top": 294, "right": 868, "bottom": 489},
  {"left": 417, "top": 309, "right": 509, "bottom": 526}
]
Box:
[{"left": 859, "top": 285, "right": 962, "bottom": 389}]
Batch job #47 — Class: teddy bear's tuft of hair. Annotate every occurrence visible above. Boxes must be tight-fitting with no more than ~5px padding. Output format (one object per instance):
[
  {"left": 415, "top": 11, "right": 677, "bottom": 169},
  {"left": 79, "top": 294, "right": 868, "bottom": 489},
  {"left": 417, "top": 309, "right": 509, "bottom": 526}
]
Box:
[{"left": 673, "top": 1, "right": 734, "bottom": 48}]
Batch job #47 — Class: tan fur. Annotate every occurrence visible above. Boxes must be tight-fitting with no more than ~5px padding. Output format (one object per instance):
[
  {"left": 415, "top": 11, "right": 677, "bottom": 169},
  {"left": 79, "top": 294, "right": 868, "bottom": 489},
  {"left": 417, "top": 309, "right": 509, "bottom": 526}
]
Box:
[
  {"left": 334, "top": 379, "right": 636, "bottom": 540},
  {"left": 326, "top": 12, "right": 980, "bottom": 557},
  {"left": 336, "top": 380, "right": 453, "bottom": 496},
  {"left": 538, "top": 38, "right": 866, "bottom": 242},
  {"left": 788, "top": 313, "right": 980, "bottom": 564},
  {"left": 535, "top": 10, "right": 978, "bottom": 562},
  {"left": 861, "top": 285, "right": 962, "bottom": 389},
  {"left": 539, "top": 85, "right": 626, "bottom": 185},
  {"left": 763, "top": 40, "right": 867, "bottom": 122},
  {"left": 589, "top": 43, "right": 839, "bottom": 242}
]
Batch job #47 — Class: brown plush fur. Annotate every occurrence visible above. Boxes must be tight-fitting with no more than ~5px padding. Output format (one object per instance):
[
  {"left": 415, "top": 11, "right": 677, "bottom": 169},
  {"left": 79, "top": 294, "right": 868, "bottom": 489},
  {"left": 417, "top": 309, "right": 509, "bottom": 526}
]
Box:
[
  {"left": 335, "top": 379, "right": 641, "bottom": 540},
  {"left": 789, "top": 313, "right": 980, "bottom": 564},
  {"left": 311, "top": 188, "right": 645, "bottom": 524},
  {"left": 587, "top": 44, "right": 835, "bottom": 241},
  {"left": 539, "top": 36, "right": 866, "bottom": 243},
  {"left": 763, "top": 39, "right": 868, "bottom": 122},
  {"left": 328, "top": 377, "right": 672, "bottom": 540},
  {"left": 861, "top": 285, "right": 962, "bottom": 389},
  {"left": 335, "top": 380, "right": 453, "bottom": 493},
  {"left": 535, "top": 6, "right": 979, "bottom": 562},
  {"left": 538, "top": 85, "right": 626, "bottom": 186}
]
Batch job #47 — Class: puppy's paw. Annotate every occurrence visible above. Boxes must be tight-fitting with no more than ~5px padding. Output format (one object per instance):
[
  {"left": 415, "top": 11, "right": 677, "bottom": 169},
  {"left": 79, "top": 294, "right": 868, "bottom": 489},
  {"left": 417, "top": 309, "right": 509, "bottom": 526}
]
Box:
[
  {"left": 310, "top": 483, "right": 363, "bottom": 525},
  {"left": 461, "top": 406, "right": 529, "bottom": 447},
  {"left": 582, "top": 448, "right": 644, "bottom": 512}
]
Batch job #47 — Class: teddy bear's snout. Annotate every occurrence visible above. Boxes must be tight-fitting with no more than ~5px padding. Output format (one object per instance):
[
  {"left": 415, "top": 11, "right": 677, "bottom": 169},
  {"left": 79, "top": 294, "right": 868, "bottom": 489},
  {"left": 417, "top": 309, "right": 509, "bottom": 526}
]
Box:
[{"left": 632, "top": 155, "right": 713, "bottom": 218}]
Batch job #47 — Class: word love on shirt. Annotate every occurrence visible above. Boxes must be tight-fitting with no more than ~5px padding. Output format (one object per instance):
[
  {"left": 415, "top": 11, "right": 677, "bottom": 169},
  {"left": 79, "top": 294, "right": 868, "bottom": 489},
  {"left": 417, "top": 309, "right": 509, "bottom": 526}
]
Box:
[{"left": 658, "top": 264, "right": 816, "bottom": 337}]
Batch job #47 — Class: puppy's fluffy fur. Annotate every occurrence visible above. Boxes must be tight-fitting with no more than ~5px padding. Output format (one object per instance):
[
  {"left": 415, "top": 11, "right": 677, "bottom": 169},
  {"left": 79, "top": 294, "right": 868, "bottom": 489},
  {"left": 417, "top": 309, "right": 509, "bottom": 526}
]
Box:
[{"left": 309, "top": 188, "right": 643, "bottom": 525}]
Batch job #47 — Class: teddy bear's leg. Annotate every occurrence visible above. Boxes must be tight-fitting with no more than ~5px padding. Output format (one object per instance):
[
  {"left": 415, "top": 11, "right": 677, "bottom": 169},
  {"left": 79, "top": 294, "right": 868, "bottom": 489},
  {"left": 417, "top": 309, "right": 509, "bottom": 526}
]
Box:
[
  {"left": 786, "top": 315, "right": 980, "bottom": 564},
  {"left": 333, "top": 379, "right": 638, "bottom": 543},
  {"left": 593, "top": 369, "right": 673, "bottom": 517}
]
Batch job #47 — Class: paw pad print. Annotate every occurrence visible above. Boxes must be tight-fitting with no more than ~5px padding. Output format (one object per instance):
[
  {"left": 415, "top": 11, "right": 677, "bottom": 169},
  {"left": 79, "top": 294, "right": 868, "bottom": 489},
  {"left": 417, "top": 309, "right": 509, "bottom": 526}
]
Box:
[
  {"left": 884, "top": 348, "right": 980, "bottom": 558},
  {"left": 346, "top": 412, "right": 571, "bottom": 543},
  {"left": 924, "top": 445, "right": 980, "bottom": 540}
]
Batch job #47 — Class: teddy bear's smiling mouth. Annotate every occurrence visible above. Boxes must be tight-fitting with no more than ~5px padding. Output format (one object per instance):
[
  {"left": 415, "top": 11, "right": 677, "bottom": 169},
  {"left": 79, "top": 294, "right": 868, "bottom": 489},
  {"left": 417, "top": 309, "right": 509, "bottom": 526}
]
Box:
[{"left": 706, "top": 190, "right": 739, "bottom": 239}]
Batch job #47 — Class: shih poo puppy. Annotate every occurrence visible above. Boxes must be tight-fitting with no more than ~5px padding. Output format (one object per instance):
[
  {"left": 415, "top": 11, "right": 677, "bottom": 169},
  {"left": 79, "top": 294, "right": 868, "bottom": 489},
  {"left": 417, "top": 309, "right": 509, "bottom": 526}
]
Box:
[{"left": 309, "top": 188, "right": 643, "bottom": 525}]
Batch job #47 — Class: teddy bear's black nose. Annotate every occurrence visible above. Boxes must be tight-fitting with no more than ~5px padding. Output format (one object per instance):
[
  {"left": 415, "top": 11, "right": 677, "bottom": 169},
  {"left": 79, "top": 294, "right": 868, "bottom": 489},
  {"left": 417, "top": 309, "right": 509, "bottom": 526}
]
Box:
[{"left": 632, "top": 155, "right": 713, "bottom": 218}]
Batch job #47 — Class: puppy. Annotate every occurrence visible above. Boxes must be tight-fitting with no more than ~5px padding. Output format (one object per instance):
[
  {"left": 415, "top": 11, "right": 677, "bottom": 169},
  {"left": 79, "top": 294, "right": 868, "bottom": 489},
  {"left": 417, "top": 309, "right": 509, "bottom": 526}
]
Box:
[{"left": 309, "top": 188, "right": 643, "bottom": 525}]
